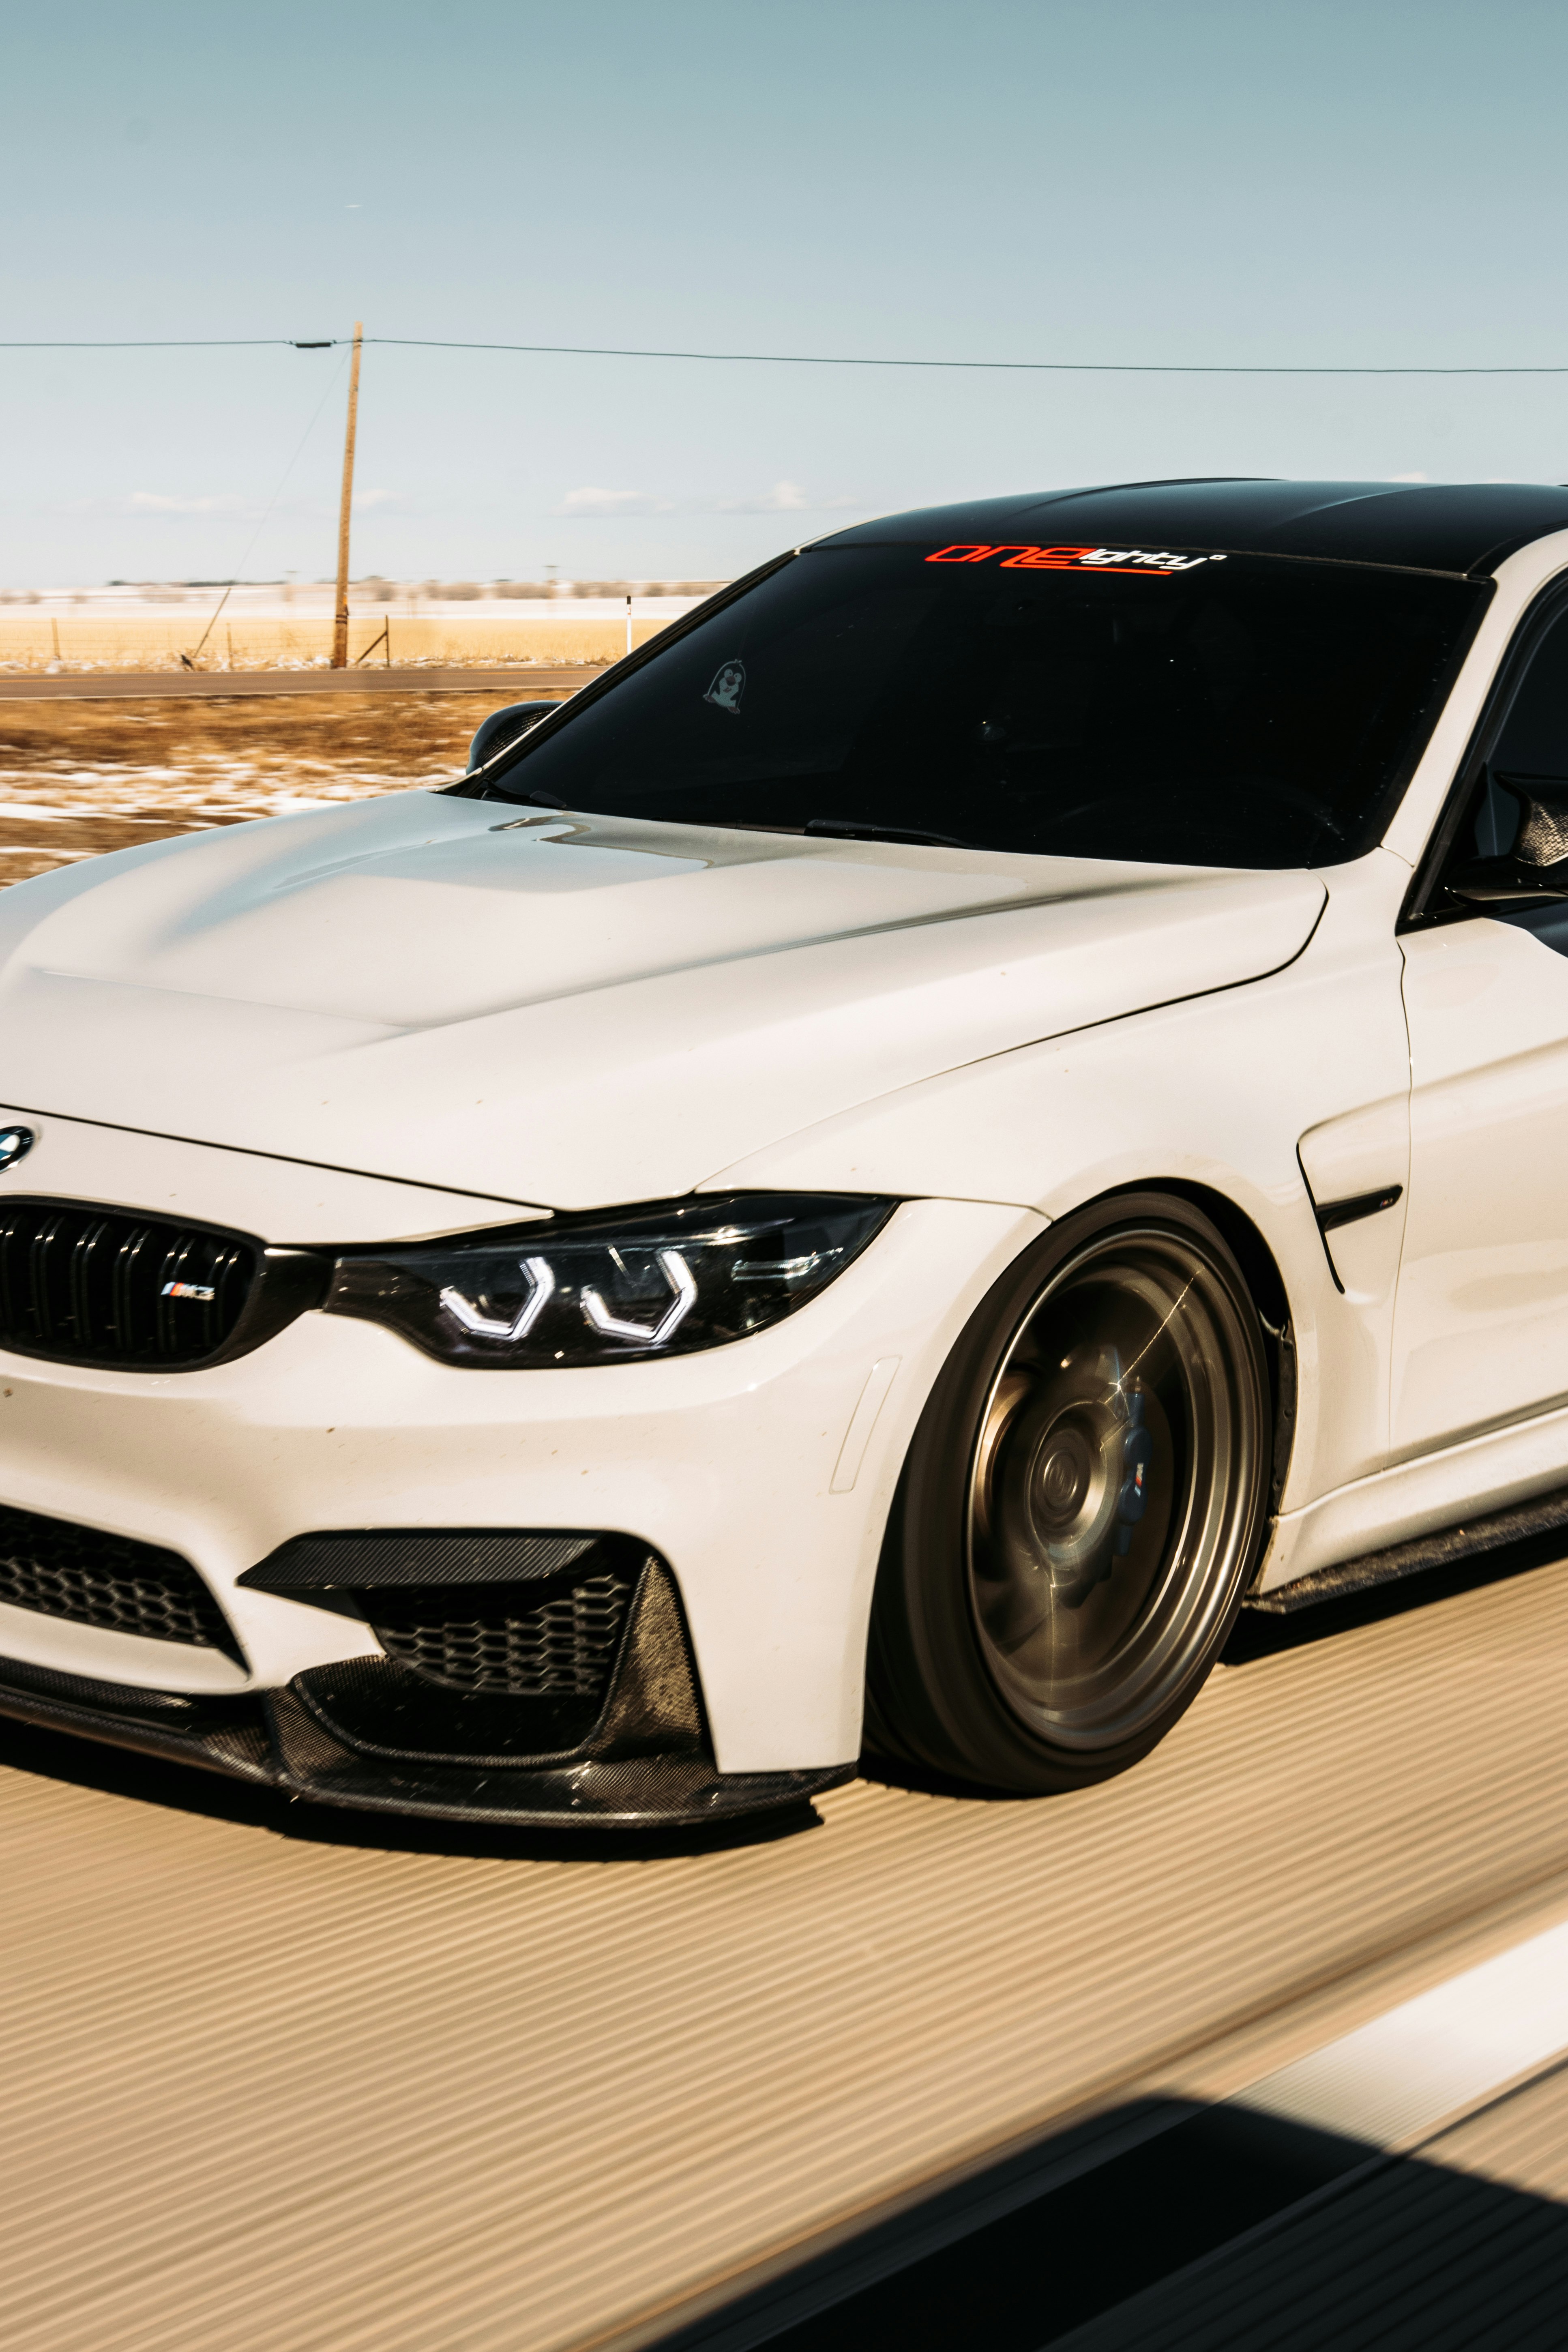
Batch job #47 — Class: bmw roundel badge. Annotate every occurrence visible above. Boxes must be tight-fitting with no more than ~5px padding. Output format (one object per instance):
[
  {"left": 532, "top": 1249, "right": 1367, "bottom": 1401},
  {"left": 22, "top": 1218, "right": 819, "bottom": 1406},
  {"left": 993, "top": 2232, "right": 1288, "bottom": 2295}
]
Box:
[{"left": 0, "top": 1125, "right": 36, "bottom": 1172}]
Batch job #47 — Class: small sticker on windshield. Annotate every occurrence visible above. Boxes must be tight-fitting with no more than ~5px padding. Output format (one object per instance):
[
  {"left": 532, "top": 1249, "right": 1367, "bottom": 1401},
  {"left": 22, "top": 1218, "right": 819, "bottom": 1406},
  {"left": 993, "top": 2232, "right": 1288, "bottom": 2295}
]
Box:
[
  {"left": 926, "top": 544, "right": 1218, "bottom": 575},
  {"left": 704, "top": 659, "right": 746, "bottom": 713}
]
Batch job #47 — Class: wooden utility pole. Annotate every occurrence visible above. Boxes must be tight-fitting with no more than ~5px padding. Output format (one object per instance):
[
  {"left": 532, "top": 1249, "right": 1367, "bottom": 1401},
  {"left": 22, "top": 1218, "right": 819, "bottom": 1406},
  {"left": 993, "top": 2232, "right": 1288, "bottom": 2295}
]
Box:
[{"left": 330, "top": 321, "right": 364, "bottom": 667}]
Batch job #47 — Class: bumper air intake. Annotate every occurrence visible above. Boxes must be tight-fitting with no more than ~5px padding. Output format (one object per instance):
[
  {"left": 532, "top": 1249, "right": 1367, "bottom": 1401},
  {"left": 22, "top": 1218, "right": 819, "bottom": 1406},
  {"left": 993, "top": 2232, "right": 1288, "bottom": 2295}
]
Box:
[
  {"left": 0, "top": 1523, "right": 850, "bottom": 1827},
  {"left": 0, "top": 1502, "right": 242, "bottom": 1659}
]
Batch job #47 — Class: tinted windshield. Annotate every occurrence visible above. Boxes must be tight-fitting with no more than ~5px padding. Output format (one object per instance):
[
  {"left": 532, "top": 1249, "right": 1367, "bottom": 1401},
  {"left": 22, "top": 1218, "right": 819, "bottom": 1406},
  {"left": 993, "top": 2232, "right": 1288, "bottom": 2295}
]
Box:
[{"left": 476, "top": 543, "right": 1488, "bottom": 867}]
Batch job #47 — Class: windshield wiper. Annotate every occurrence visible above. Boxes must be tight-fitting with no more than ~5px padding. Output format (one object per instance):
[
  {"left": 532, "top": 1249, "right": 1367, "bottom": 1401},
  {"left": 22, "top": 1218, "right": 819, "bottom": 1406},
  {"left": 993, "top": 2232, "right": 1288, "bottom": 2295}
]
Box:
[
  {"left": 803, "top": 816, "right": 973, "bottom": 848},
  {"left": 480, "top": 795, "right": 974, "bottom": 848}
]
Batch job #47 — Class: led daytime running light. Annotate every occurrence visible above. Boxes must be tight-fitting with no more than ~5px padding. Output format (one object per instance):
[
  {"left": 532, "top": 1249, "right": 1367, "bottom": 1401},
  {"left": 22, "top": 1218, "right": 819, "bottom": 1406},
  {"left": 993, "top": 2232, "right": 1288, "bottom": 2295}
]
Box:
[
  {"left": 439, "top": 1254, "right": 556, "bottom": 1342},
  {"left": 579, "top": 1249, "right": 697, "bottom": 1345}
]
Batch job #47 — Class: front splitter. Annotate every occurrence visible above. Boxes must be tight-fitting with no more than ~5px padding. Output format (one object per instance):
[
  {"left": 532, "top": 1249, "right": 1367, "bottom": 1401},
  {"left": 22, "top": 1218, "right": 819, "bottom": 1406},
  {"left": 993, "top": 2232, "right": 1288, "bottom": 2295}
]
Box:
[{"left": 0, "top": 1652, "right": 851, "bottom": 1827}]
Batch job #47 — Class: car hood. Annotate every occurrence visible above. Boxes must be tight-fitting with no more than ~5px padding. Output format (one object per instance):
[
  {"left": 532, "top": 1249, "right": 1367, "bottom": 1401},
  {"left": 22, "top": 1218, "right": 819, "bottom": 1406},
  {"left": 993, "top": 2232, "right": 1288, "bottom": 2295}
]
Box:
[{"left": 0, "top": 790, "right": 1326, "bottom": 1212}]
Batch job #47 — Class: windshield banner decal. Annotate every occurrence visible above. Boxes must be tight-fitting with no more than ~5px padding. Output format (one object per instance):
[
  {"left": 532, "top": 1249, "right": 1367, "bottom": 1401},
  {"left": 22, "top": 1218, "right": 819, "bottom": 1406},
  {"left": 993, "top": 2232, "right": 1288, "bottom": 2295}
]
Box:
[{"left": 926, "top": 544, "right": 1223, "bottom": 575}]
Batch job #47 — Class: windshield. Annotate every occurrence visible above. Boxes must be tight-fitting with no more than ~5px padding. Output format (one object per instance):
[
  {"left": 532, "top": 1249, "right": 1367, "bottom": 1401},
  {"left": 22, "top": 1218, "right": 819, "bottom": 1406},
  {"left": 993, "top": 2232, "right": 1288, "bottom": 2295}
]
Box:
[{"left": 473, "top": 543, "right": 1489, "bottom": 867}]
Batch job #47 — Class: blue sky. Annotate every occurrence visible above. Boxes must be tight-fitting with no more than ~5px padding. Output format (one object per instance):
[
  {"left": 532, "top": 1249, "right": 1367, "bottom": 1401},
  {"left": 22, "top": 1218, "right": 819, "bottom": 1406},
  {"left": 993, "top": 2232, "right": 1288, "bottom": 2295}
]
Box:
[{"left": 5, "top": 0, "right": 1568, "bottom": 586}]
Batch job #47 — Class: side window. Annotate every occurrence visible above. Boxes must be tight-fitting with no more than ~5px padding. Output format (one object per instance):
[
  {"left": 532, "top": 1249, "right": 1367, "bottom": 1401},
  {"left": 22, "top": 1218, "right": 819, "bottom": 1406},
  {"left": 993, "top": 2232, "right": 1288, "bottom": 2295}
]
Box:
[
  {"left": 1495, "top": 605, "right": 1568, "bottom": 777},
  {"left": 1452, "top": 606, "right": 1568, "bottom": 867}
]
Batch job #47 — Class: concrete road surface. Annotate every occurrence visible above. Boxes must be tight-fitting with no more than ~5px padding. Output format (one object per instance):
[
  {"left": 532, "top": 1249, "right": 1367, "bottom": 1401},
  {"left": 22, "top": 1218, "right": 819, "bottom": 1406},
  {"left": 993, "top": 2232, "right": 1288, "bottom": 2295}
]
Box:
[{"left": 4, "top": 1547, "right": 1568, "bottom": 2350}]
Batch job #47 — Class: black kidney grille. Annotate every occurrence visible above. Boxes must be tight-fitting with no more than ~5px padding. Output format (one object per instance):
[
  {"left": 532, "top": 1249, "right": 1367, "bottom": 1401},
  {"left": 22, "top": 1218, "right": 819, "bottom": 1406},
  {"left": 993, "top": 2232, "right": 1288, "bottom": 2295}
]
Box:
[
  {"left": 0, "top": 1502, "right": 236, "bottom": 1651},
  {"left": 0, "top": 1201, "right": 257, "bottom": 1367},
  {"left": 365, "top": 1569, "right": 634, "bottom": 1697}
]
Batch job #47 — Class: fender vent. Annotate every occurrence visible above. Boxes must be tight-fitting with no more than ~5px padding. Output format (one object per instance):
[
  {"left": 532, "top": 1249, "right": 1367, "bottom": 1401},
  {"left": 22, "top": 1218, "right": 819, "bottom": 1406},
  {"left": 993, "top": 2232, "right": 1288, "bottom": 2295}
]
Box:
[
  {"left": 0, "top": 1200, "right": 259, "bottom": 1368},
  {"left": 0, "top": 1503, "right": 238, "bottom": 1654}
]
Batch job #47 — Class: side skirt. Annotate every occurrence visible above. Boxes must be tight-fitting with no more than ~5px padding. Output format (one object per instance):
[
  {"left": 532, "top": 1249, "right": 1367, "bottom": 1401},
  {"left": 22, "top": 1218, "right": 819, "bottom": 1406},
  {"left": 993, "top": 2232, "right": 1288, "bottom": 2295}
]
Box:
[{"left": 1245, "top": 1483, "right": 1568, "bottom": 1615}]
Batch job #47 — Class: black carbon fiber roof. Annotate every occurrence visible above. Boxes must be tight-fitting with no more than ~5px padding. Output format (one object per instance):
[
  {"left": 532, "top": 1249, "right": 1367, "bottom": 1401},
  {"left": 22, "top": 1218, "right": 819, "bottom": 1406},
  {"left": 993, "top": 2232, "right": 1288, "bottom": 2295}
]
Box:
[{"left": 823, "top": 478, "right": 1568, "bottom": 577}]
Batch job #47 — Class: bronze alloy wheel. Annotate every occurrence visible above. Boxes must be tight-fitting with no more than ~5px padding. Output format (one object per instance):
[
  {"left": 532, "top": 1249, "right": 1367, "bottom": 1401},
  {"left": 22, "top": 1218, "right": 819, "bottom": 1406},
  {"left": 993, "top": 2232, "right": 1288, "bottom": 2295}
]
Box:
[{"left": 866, "top": 1195, "right": 1272, "bottom": 1793}]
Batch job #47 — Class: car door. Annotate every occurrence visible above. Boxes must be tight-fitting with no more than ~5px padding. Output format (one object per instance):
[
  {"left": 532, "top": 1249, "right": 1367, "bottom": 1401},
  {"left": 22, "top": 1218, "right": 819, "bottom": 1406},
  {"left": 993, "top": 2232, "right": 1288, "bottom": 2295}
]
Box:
[{"left": 1394, "top": 592, "right": 1568, "bottom": 1459}]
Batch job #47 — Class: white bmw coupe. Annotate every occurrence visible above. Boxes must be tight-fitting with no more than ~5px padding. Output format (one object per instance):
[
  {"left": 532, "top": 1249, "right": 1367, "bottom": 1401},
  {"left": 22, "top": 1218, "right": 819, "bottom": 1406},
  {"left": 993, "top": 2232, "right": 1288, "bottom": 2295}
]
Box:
[{"left": 4, "top": 477, "right": 1568, "bottom": 1826}]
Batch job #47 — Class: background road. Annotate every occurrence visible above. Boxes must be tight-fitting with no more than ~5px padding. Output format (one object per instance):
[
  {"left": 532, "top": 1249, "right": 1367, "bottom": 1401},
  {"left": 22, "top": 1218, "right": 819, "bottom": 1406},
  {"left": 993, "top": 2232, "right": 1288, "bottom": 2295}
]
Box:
[{"left": 0, "top": 665, "right": 605, "bottom": 702}]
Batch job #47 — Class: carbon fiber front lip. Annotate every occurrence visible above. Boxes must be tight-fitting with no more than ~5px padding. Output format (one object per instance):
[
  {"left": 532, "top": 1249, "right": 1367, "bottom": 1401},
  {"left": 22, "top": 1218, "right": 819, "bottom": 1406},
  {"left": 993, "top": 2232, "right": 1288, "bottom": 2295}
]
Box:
[{"left": 0, "top": 1653, "right": 849, "bottom": 1826}]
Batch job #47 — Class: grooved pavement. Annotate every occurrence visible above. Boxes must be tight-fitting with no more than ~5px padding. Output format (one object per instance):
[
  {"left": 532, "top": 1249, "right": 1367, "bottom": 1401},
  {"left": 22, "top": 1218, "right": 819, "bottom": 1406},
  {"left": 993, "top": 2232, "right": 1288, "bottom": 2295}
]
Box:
[{"left": 4, "top": 1556, "right": 1568, "bottom": 2351}]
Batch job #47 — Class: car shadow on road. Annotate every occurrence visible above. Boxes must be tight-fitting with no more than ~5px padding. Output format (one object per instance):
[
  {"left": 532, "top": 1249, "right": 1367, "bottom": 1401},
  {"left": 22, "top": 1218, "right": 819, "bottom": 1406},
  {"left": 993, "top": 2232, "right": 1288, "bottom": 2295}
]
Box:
[
  {"left": 1223, "top": 1520, "right": 1568, "bottom": 1666},
  {"left": 856, "top": 1747, "right": 1038, "bottom": 1803},
  {"left": 0, "top": 1712, "right": 828, "bottom": 1863}
]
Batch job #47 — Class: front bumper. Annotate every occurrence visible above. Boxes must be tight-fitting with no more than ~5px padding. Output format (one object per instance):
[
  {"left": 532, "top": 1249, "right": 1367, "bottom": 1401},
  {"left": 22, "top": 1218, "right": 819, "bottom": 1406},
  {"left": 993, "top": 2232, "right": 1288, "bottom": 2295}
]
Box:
[
  {"left": 0, "top": 1195, "right": 1042, "bottom": 1805},
  {"left": 0, "top": 1549, "right": 848, "bottom": 1828}
]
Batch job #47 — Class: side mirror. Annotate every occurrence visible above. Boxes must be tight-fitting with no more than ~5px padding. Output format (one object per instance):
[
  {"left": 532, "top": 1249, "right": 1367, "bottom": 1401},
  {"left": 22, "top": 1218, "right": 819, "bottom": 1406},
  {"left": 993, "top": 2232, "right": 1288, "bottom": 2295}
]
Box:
[
  {"left": 1446, "top": 772, "right": 1568, "bottom": 905},
  {"left": 467, "top": 701, "right": 564, "bottom": 773},
  {"left": 1446, "top": 854, "right": 1568, "bottom": 907}
]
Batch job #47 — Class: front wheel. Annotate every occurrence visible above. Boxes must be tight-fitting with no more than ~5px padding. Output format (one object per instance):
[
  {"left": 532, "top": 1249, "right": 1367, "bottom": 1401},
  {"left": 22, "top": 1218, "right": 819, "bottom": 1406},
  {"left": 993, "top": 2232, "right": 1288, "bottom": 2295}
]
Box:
[{"left": 865, "top": 1195, "right": 1271, "bottom": 1793}]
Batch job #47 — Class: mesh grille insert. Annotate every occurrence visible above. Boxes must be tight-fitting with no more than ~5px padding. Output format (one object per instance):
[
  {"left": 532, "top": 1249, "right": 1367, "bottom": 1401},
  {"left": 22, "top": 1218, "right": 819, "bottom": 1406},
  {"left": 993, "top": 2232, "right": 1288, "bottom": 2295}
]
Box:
[
  {"left": 0, "top": 1200, "right": 258, "bottom": 1368},
  {"left": 0, "top": 1503, "right": 236, "bottom": 1652},
  {"left": 365, "top": 1569, "right": 634, "bottom": 1698}
]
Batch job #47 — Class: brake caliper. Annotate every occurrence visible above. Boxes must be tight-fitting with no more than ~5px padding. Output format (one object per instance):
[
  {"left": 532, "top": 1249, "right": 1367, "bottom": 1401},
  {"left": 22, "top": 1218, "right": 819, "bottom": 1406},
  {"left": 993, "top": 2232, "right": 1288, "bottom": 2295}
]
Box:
[{"left": 1113, "top": 1390, "right": 1154, "bottom": 1556}]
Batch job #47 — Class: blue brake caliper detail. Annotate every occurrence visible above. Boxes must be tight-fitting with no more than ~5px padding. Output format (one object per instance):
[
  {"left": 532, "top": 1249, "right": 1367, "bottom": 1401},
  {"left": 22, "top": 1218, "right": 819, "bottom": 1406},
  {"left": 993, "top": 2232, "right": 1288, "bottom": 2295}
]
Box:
[{"left": 1113, "top": 1390, "right": 1153, "bottom": 1556}]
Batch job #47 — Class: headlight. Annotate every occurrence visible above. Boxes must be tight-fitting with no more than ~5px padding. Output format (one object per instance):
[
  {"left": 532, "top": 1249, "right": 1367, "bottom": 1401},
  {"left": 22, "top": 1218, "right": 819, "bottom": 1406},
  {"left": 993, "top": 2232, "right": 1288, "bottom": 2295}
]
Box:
[{"left": 322, "top": 1193, "right": 896, "bottom": 1366}]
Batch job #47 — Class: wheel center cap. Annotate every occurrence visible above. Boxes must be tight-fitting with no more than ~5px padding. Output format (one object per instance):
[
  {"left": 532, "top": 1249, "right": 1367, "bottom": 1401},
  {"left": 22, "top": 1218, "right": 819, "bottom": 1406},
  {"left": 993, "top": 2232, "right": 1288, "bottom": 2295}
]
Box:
[{"left": 1034, "top": 1428, "right": 1094, "bottom": 1530}]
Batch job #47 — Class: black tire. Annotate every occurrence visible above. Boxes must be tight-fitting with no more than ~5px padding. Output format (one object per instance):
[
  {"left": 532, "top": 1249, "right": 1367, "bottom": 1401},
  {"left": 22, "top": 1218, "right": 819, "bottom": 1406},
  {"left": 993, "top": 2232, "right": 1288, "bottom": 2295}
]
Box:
[{"left": 865, "top": 1193, "right": 1271, "bottom": 1793}]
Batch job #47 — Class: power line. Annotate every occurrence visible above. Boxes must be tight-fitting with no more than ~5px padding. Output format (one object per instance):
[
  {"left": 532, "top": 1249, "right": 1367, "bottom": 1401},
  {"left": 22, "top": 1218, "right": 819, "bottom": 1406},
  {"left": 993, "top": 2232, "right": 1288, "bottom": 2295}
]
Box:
[
  {"left": 367, "top": 338, "right": 1568, "bottom": 378},
  {"left": 0, "top": 339, "right": 318, "bottom": 349},
  {"left": 6, "top": 334, "right": 1568, "bottom": 376}
]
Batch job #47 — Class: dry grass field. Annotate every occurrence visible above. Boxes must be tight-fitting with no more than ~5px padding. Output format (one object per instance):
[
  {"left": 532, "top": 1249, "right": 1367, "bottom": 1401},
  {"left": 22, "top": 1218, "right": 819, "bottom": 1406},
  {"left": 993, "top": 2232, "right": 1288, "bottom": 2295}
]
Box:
[
  {"left": 0, "top": 693, "right": 507, "bottom": 886},
  {"left": 0, "top": 608, "right": 682, "bottom": 674}
]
